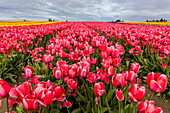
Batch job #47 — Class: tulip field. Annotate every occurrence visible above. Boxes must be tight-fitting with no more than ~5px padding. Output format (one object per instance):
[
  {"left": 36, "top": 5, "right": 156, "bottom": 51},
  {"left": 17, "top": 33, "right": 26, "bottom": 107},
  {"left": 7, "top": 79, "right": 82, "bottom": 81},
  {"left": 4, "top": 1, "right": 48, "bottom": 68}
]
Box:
[{"left": 0, "top": 21, "right": 169, "bottom": 113}]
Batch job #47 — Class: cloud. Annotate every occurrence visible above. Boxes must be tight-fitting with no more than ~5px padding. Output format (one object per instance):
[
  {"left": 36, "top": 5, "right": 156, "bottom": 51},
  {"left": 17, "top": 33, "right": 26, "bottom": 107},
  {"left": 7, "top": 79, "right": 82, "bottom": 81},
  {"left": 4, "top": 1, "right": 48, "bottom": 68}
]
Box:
[{"left": 0, "top": 0, "right": 169, "bottom": 21}]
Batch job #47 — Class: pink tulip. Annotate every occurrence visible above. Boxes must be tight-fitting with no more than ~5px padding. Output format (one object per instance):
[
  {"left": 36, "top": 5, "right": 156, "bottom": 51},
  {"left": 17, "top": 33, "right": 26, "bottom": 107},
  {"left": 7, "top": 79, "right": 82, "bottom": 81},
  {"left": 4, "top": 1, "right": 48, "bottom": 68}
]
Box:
[
  {"left": 125, "top": 71, "right": 138, "bottom": 82},
  {"left": 130, "top": 62, "right": 140, "bottom": 73},
  {"left": 128, "top": 84, "right": 146, "bottom": 102},
  {"left": 22, "top": 66, "right": 34, "bottom": 79},
  {"left": 53, "top": 85, "right": 66, "bottom": 101},
  {"left": 0, "top": 79, "right": 11, "bottom": 98},
  {"left": 94, "top": 82, "right": 105, "bottom": 104},
  {"left": 116, "top": 89, "right": 124, "bottom": 101},
  {"left": 37, "top": 90, "right": 54, "bottom": 107},
  {"left": 30, "top": 75, "right": 42, "bottom": 85},
  {"left": 162, "top": 63, "right": 166, "bottom": 68},
  {"left": 138, "top": 100, "right": 163, "bottom": 113},
  {"left": 22, "top": 95, "right": 38, "bottom": 111},
  {"left": 67, "top": 79, "right": 77, "bottom": 90},
  {"left": 94, "top": 82, "right": 105, "bottom": 97},
  {"left": 9, "top": 81, "right": 31, "bottom": 100},
  {"left": 53, "top": 67, "right": 63, "bottom": 79},
  {"left": 64, "top": 100, "right": 72, "bottom": 108},
  {"left": 8, "top": 96, "right": 21, "bottom": 108},
  {"left": 112, "top": 74, "right": 126, "bottom": 89},
  {"left": 106, "top": 66, "right": 114, "bottom": 77},
  {"left": 147, "top": 72, "right": 168, "bottom": 93},
  {"left": 86, "top": 72, "right": 98, "bottom": 84}
]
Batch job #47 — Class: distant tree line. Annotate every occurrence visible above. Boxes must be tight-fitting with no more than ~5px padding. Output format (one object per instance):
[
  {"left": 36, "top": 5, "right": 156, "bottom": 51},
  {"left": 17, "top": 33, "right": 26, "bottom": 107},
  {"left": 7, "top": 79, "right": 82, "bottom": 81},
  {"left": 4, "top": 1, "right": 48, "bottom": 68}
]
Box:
[
  {"left": 112, "top": 20, "right": 124, "bottom": 22},
  {"left": 146, "top": 18, "right": 168, "bottom": 22}
]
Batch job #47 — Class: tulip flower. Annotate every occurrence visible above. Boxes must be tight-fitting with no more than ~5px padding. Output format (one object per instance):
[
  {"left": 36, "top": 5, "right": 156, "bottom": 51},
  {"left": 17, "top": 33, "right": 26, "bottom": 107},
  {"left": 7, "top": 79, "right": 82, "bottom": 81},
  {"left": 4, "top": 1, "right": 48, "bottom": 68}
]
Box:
[
  {"left": 147, "top": 72, "right": 168, "bottom": 93},
  {"left": 162, "top": 63, "right": 166, "bottom": 68},
  {"left": 53, "top": 85, "right": 66, "bottom": 101},
  {"left": 94, "top": 82, "right": 105, "bottom": 104},
  {"left": 130, "top": 62, "right": 140, "bottom": 73},
  {"left": 41, "top": 54, "right": 54, "bottom": 70},
  {"left": 22, "top": 95, "right": 38, "bottom": 111},
  {"left": 0, "top": 79, "right": 11, "bottom": 98},
  {"left": 138, "top": 100, "right": 163, "bottom": 113},
  {"left": 53, "top": 67, "right": 63, "bottom": 79},
  {"left": 116, "top": 89, "right": 124, "bottom": 101},
  {"left": 125, "top": 71, "right": 138, "bottom": 82},
  {"left": 37, "top": 90, "right": 54, "bottom": 107},
  {"left": 30, "top": 75, "right": 42, "bottom": 85},
  {"left": 67, "top": 79, "right": 78, "bottom": 90},
  {"left": 128, "top": 84, "right": 146, "bottom": 102},
  {"left": 86, "top": 72, "right": 98, "bottom": 84},
  {"left": 8, "top": 97, "right": 21, "bottom": 108},
  {"left": 106, "top": 66, "right": 114, "bottom": 77},
  {"left": 112, "top": 74, "right": 126, "bottom": 89},
  {"left": 64, "top": 100, "right": 72, "bottom": 108},
  {"left": 9, "top": 81, "right": 31, "bottom": 100}
]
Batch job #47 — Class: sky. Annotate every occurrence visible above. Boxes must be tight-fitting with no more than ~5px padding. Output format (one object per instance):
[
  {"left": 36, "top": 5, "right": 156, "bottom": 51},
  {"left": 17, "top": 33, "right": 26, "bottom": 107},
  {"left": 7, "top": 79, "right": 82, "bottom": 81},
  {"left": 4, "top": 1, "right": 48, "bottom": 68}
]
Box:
[{"left": 0, "top": 0, "right": 170, "bottom": 21}]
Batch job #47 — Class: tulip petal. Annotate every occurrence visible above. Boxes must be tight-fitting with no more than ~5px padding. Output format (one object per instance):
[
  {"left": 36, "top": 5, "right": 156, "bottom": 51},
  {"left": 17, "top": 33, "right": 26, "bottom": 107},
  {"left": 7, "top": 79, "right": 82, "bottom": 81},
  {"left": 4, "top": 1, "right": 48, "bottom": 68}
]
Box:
[
  {"left": 22, "top": 98, "right": 29, "bottom": 110},
  {"left": 0, "top": 84, "right": 6, "bottom": 98},
  {"left": 116, "top": 89, "right": 124, "bottom": 101},
  {"left": 95, "top": 97, "right": 99, "bottom": 104},
  {"left": 157, "top": 74, "right": 168, "bottom": 92},
  {"left": 138, "top": 101, "right": 148, "bottom": 112},
  {"left": 128, "top": 92, "right": 138, "bottom": 103},
  {"left": 98, "top": 90, "right": 105, "bottom": 96},
  {"left": 9, "top": 88, "right": 18, "bottom": 98},
  {"left": 64, "top": 101, "right": 72, "bottom": 108},
  {"left": 56, "top": 97, "right": 66, "bottom": 102},
  {"left": 150, "top": 80, "right": 162, "bottom": 93},
  {"left": 37, "top": 100, "right": 47, "bottom": 107}
]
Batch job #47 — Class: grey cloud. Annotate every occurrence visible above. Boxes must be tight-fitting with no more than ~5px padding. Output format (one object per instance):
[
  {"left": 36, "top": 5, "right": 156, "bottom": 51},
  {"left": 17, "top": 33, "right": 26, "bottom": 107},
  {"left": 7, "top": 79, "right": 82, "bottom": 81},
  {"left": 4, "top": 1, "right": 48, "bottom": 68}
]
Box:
[{"left": 0, "top": 0, "right": 169, "bottom": 21}]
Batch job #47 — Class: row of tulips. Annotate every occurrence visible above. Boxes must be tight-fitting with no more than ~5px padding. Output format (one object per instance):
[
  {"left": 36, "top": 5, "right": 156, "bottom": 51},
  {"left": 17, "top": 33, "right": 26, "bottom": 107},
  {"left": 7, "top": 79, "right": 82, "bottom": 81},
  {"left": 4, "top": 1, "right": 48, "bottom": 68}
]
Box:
[{"left": 0, "top": 22, "right": 169, "bottom": 113}]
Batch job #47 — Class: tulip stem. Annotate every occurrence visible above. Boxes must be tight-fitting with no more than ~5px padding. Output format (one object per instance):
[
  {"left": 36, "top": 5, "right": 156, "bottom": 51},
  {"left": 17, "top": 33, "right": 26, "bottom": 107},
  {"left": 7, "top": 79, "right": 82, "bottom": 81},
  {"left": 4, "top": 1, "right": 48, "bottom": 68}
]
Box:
[
  {"left": 119, "top": 101, "right": 121, "bottom": 113},
  {"left": 99, "top": 97, "right": 102, "bottom": 113},
  {"left": 74, "top": 95, "right": 85, "bottom": 112},
  {"left": 6, "top": 97, "right": 9, "bottom": 113},
  {"left": 149, "top": 92, "right": 154, "bottom": 101}
]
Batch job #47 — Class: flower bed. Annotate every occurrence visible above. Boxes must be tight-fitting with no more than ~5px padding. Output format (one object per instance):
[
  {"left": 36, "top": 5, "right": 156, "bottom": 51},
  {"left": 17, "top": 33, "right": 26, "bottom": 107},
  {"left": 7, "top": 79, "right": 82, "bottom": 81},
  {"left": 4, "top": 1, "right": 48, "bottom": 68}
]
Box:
[{"left": 0, "top": 22, "right": 169, "bottom": 113}]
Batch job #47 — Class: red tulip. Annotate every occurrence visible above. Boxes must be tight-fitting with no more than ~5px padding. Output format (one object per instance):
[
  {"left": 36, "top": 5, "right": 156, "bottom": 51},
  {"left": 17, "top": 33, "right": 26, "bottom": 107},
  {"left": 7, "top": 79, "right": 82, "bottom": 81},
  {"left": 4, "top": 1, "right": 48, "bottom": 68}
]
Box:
[
  {"left": 9, "top": 81, "right": 31, "bottom": 100},
  {"left": 147, "top": 72, "right": 168, "bottom": 93},
  {"left": 22, "top": 66, "right": 34, "bottom": 79},
  {"left": 106, "top": 66, "right": 114, "bottom": 77},
  {"left": 67, "top": 79, "right": 77, "bottom": 90},
  {"left": 53, "top": 67, "right": 63, "bottom": 79},
  {"left": 86, "top": 72, "right": 98, "bottom": 84},
  {"left": 116, "top": 89, "right": 124, "bottom": 101},
  {"left": 53, "top": 85, "right": 66, "bottom": 101},
  {"left": 91, "top": 58, "right": 97, "bottom": 64},
  {"left": 130, "top": 62, "right": 140, "bottom": 73},
  {"left": 64, "top": 100, "right": 72, "bottom": 108},
  {"left": 30, "top": 75, "right": 42, "bottom": 85},
  {"left": 37, "top": 90, "right": 54, "bottom": 107},
  {"left": 94, "top": 82, "right": 105, "bottom": 97},
  {"left": 128, "top": 84, "right": 146, "bottom": 102},
  {"left": 162, "top": 63, "right": 166, "bottom": 68},
  {"left": 138, "top": 100, "right": 163, "bottom": 113},
  {"left": 41, "top": 54, "right": 54, "bottom": 63},
  {"left": 125, "top": 71, "right": 138, "bottom": 82},
  {"left": 112, "top": 74, "right": 126, "bottom": 89},
  {"left": 22, "top": 95, "right": 38, "bottom": 111},
  {"left": 8, "top": 96, "right": 21, "bottom": 108},
  {"left": 0, "top": 79, "right": 11, "bottom": 98}
]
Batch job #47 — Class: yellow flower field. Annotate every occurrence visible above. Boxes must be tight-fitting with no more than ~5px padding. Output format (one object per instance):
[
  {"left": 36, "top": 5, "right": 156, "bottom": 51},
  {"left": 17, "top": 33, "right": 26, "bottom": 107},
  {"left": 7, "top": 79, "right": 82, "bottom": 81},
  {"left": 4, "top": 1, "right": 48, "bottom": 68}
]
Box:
[
  {"left": 0, "top": 21, "right": 60, "bottom": 27},
  {"left": 120, "top": 22, "right": 170, "bottom": 26}
]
